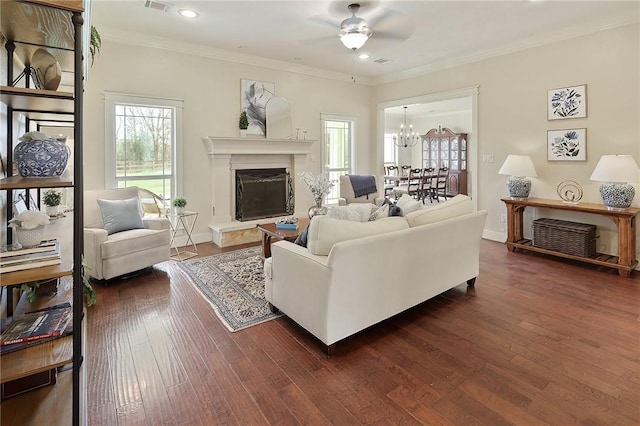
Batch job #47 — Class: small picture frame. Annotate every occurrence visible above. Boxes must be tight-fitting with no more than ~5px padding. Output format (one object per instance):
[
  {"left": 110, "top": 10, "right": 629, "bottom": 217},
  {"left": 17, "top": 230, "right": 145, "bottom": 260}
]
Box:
[
  {"left": 547, "top": 128, "right": 587, "bottom": 161},
  {"left": 547, "top": 84, "right": 587, "bottom": 120}
]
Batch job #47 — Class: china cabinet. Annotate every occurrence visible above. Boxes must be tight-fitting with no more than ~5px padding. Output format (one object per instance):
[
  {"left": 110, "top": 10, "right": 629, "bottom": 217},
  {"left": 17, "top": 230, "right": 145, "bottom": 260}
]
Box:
[
  {"left": 0, "top": 0, "right": 85, "bottom": 424},
  {"left": 421, "top": 127, "right": 468, "bottom": 196}
]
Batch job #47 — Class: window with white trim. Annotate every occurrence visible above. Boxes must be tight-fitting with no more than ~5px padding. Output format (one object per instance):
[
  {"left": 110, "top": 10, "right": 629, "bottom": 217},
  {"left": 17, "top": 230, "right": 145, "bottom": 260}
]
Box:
[
  {"left": 321, "top": 114, "right": 355, "bottom": 204},
  {"left": 104, "top": 93, "right": 183, "bottom": 202}
]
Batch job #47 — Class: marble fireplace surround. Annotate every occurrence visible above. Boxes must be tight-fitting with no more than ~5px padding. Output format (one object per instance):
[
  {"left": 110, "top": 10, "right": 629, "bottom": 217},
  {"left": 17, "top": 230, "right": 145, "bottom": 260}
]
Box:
[{"left": 202, "top": 137, "right": 314, "bottom": 247}]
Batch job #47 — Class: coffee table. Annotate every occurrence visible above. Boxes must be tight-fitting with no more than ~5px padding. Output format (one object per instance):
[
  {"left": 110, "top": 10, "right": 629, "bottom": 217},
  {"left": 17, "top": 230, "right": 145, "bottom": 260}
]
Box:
[{"left": 256, "top": 218, "right": 310, "bottom": 259}]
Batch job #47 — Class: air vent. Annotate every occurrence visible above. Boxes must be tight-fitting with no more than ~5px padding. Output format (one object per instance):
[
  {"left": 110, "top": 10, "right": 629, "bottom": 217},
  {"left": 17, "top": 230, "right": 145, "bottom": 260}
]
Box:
[
  {"left": 373, "top": 58, "right": 392, "bottom": 64},
  {"left": 144, "top": 0, "right": 174, "bottom": 12}
]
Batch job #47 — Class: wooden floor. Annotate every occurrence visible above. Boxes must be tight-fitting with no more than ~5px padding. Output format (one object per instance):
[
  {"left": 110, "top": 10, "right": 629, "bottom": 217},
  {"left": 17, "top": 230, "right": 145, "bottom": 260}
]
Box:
[{"left": 84, "top": 240, "right": 640, "bottom": 425}]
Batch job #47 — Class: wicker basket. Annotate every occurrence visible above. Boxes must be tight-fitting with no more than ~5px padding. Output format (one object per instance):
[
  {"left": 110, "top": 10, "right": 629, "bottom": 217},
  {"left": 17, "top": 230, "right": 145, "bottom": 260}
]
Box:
[{"left": 532, "top": 218, "right": 597, "bottom": 257}]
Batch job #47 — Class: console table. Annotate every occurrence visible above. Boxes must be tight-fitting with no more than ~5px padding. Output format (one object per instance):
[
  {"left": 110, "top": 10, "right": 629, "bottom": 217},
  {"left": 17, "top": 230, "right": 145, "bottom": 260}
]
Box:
[{"left": 502, "top": 198, "right": 639, "bottom": 277}]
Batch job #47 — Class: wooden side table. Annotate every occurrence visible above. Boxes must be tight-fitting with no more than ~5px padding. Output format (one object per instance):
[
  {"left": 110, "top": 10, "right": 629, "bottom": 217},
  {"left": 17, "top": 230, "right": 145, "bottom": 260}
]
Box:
[
  {"left": 502, "top": 198, "right": 639, "bottom": 277},
  {"left": 256, "top": 218, "right": 310, "bottom": 259}
]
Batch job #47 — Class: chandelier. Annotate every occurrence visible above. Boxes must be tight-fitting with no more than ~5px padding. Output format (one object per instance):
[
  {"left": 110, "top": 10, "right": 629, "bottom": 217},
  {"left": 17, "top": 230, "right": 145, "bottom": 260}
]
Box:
[{"left": 393, "top": 106, "right": 420, "bottom": 148}]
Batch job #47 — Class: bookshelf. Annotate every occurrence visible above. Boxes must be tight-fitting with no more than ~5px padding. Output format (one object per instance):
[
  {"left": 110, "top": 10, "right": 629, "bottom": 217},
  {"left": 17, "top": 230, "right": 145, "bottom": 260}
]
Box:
[{"left": 0, "top": 0, "right": 85, "bottom": 424}]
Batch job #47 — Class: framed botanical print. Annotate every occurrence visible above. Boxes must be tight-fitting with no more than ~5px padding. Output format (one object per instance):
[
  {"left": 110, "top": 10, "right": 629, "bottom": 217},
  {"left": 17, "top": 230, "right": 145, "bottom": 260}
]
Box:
[
  {"left": 547, "top": 128, "right": 587, "bottom": 161},
  {"left": 241, "top": 79, "right": 275, "bottom": 136},
  {"left": 547, "top": 84, "right": 587, "bottom": 120}
]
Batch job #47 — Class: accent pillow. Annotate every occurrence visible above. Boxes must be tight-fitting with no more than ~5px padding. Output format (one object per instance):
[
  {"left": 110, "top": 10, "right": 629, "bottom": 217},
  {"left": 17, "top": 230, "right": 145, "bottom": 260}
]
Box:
[
  {"left": 97, "top": 197, "right": 144, "bottom": 235},
  {"left": 327, "top": 203, "right": 376, "bottom": 222},
  {"left": 307, "top": 215, "right": 409, "bottom": 256},
  {"left": 368, "top": 204, "right": 389, "bottom": 221},
  {"left": 405, "top": 194, "right": 473, "bottom": 227},
  {"left": 294, "top": 224, "right": 310, "bottom": 247},
  {"left": 396, "top": 194, "right": 422, "bottom": 216}
]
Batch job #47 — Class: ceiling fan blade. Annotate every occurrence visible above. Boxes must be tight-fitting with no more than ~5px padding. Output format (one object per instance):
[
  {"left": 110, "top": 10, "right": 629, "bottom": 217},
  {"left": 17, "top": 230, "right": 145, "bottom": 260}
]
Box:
[
  {"left": 300, "top": 35, "right": 338, "bottom": 46},
  {"left": 368, "top": 8, "right": 415, "bottom": 41},
  {"left": 308, "top": 14, "right": 338, "bottom": 29}
]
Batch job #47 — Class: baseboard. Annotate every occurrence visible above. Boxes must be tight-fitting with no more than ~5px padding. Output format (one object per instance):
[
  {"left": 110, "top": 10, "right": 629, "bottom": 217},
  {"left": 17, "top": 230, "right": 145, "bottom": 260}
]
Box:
[{"left": 483, "top": 229, "right": 505, "bottom": 242}]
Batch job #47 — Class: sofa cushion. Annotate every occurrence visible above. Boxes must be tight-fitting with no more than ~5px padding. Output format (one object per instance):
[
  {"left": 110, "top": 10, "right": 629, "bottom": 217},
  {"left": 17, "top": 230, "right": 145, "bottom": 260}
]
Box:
[
  {"left": 396, "top": 194, "right": 422, "bottom": 216},
  {"left": 405, "top": 194, "right": 473, "bottom": 227},
  {"left": 101, "top": 228, "right": 169, "bottom": 259},
  {"left": 307, "top": 215, "right": 409, "bottom": 256},
  {"left": 327, "top": 203, "right": 376, "bottom": 222},
  {"left": 294, "top": 224, "right": 310, "bottom": 247},
  {"left": 97, "top": 197, "right": 144, "bottom": 235}
]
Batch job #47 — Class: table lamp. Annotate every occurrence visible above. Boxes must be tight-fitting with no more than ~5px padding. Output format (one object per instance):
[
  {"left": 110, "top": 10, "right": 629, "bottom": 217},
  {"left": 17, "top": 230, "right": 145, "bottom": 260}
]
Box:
[
  {"left": 498, "top": 155, "right": 538, "bottom": 198},
  {"left": 589, "top": 155, "right": 640, "bottom": 209}
]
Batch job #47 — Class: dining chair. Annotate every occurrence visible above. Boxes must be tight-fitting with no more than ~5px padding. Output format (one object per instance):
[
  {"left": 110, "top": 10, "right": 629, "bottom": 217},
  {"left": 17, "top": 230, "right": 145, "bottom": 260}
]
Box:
[
  {"left": 421, "top": 167, "right": 435, "bottom": 203},
  {"left": 430, "top": 167, "right": 449, "bottom": 202},
  {"left": 384, "top": 165, "right": 399, "bottom": 195},
  {"left": 407, "top": 168, "right": 423, "bottom": 200}
]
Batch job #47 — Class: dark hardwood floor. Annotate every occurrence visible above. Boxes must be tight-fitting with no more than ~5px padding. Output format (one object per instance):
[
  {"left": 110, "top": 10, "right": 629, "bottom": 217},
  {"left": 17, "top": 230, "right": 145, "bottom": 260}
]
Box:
[{"left": 86, "top": 240, "right": 640, "bottom": 425}]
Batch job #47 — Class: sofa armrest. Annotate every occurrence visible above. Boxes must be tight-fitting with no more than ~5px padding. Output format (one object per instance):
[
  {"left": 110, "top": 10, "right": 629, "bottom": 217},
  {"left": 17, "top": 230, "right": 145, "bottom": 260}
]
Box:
[
  {"left": 83, "top": 227, "right": 108, "bottom": 279},
  {"left": 338, "top": 198, "right": 347, "bottom": 206},
  {"left": 143, "top": 217, "right": 171, "bottom": 230}
]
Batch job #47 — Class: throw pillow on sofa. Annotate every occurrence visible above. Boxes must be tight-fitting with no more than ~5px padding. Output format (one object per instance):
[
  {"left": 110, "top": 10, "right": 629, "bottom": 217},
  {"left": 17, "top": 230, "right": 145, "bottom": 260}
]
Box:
[
  {"left": 307, "top": 215, "right": 409, "bottom": 256},
  {"left": 327, "top": 203, "right": 376, "bottom": 222},
  {"left": 368, "top": 204, "right": 389, "bottom": 221},
  {"left": 96, "top": 197, "right": 144, "bottom": 235},
  {"left": 405, "top": 194, "right": 473, "bottom": 227},
  {"left": 396, "top": 194, "right": 422, "bottom": 216}
]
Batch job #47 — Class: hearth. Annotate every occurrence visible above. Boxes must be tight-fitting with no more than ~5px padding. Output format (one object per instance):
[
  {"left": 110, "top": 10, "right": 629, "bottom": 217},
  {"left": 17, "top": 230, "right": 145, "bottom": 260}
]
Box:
[{"left": 235, "top": 168, "right": 294, "bottom": 221}]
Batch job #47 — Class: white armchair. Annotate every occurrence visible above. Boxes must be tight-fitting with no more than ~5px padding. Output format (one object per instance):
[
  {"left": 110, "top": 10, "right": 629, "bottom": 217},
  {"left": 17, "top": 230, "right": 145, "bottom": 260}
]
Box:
[
  {"left": 338, "top": 175, "right": 385, "bottom": 206},
  {"left": 83, "top": 187, "right": 171, "bottom": 280}
]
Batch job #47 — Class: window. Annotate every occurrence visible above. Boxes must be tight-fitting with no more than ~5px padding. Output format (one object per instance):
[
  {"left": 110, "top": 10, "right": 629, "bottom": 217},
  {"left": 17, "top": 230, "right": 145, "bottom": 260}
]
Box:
[
  {"left": 104, "top": 93, "right": 183, "bottom": 202},
  {"left": 321, "top": 114, "right": 355, "bottom": 204},
  {"left": 384, "top": 133, "right": 398, "bottom": 165}
]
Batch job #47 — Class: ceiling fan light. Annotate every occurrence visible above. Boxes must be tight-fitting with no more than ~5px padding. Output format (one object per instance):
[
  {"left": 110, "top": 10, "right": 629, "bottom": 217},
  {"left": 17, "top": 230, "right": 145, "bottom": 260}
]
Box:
[{"left": 340, "top": 32, "right": 370, "bottom": 50}]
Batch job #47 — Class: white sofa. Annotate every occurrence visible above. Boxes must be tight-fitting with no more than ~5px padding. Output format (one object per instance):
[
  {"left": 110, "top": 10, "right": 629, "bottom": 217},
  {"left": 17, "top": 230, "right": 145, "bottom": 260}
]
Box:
[
  {"left": 84, "top": 187, "right": 171, "bottom": 280},
  {"left": 264, "top": 195, "right": 487, "bottom": 354}
]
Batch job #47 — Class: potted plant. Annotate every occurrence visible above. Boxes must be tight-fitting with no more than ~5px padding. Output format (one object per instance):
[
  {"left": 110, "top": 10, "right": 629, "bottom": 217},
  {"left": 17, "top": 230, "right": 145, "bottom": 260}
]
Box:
[
  {"left": 172, "top": 197, "right": 187, "bottom": 214},
  {"left": 43, "top": 189, "right": 62, "bottom": 217},
  {"left": 90, "top": 25, "right": 101, "bottom": 66},
  {"left": 8, "top": 211, "right": 50, "bottom": 248},
  {"left": 21, "top": 257, "right": 97, "bottom": 306},
  {"left": 239, "top": 111, "right": 249, "bottom": 137}
]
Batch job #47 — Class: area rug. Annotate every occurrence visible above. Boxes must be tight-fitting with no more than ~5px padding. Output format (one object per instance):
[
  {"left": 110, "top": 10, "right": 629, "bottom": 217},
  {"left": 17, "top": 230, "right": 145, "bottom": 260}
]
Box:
[{"left": 177, "top": 246, "right": 282, "bottom": 332}]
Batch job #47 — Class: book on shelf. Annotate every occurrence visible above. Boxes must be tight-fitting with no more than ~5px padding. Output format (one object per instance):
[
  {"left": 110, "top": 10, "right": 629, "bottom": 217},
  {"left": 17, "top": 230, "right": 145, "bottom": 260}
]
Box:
[
  {"left": 0, "top": 241, "right": 60, "bottom": 273},
  {"left": 0, "top": 240, "right": 58, "bottom": 259},
  {"left": 0, "top": 305, "right": 72, "bottom": 346},
  {"left": 0, "top": 303, "right": 72, "bottom": 355}
]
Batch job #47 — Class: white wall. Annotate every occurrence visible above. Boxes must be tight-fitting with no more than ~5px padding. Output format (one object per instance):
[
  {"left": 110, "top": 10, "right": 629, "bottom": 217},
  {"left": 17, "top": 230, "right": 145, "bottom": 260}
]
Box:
[
  {"left": 373, "top": 23, "right": 640, "bottom": 257},
  {"left": 83, "top": 40, "right": 371, "bottom": 243}
]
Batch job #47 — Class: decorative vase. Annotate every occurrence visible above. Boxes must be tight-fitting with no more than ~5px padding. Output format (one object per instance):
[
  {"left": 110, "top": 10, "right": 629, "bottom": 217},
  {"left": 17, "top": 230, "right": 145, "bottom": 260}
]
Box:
[
  {"left": 46, "top": 205, "right": 59, "bottom": 217},
  {"left": 175, "top": 207, "right": 185, "bottom": 215},
  {"left": 14, "top": 137, "right": 70, "bottom": 177},
  {"left": 15, "top": 225, "right": 45, "bottom": 248},
  {"left": 308, "top": 197, "right": 328, "bottom": 219},
  {"left": 239, "top": 129, "right": 247, "bottom": 137}
]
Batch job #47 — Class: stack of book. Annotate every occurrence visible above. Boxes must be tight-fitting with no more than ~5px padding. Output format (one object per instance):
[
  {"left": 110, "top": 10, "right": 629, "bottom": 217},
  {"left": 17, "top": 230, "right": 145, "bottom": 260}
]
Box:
[
  {"left": 0, "top": 303, "right": 72, "bottom": 353},
  {"left": 276, "top": 217, "right": 299, "bottom": 230},
  {"left": 0, "top": 240, "right": 61, "bottom": 274}
]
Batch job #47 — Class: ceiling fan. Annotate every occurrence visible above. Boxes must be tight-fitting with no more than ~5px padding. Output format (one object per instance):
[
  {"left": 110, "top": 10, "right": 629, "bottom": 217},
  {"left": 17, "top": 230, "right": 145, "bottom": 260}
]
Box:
[{"left": 339, "top": 3, "right": 372, "bottom": 50}]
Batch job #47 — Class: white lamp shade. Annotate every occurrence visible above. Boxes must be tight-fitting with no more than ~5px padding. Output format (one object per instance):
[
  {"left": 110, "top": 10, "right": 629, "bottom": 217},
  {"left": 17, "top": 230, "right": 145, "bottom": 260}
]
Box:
[
  {"left": 589, "top": 155, "right": 640, "bottom": 183},
  {"left": 340, "top": 32, "right": 369, "bottom": 50},
  {"left": 498, "top": 155, "right": 538, "bottom": 177}
]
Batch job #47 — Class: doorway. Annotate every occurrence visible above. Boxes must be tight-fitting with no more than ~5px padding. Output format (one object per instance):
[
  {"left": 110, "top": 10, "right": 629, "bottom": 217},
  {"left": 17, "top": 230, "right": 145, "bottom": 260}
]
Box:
[{"left": 377, "top": 86, "right": 479, "bottom": 210}]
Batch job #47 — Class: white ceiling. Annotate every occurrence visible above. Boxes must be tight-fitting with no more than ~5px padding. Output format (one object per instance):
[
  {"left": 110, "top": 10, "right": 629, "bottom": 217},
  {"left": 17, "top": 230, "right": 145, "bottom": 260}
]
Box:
[{"left": 92, "top": 0, "right": 639, "bottom": 85}]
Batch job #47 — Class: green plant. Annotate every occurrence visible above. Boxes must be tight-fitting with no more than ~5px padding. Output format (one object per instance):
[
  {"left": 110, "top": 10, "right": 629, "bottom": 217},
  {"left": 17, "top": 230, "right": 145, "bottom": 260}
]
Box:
[
  {"left": 90, "top": 25, "right": 102, "bottom": 66},
  {"left": 82, "top": 256, "right": 97, "bottom": 307},
  {"left": 239, "top": 111, "right": 249, "bottom": 130},
  {"left": 20, "top": 279, "right": 57, "bottom": 303},
  {"left": 42, "top": 190, "right": 62, "bottom": 207},
  {"left": 172, "top": 197, "right": 187, "bottom": 208}
]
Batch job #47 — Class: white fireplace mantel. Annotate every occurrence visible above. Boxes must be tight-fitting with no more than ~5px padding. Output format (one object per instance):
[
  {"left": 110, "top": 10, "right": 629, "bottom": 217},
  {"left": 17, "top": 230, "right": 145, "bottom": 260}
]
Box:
[
  {"left": 202, "top": 136, "right": 315, "bottom": 157},
  {"left": 201, "top": 136, "right": 316, "bottom": 246}
]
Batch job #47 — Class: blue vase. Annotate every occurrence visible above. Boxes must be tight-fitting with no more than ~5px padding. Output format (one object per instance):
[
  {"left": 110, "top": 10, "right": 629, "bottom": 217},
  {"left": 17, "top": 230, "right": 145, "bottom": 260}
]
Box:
[{"left": 14, "top": 137, "right": 71, "bottom": 177}]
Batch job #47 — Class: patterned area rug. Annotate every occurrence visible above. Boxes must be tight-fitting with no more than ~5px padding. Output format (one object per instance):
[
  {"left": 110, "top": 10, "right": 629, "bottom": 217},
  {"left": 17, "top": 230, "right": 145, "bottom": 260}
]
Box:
[{"left": 177, "top": 246, "right": 282, "bottom": 332}]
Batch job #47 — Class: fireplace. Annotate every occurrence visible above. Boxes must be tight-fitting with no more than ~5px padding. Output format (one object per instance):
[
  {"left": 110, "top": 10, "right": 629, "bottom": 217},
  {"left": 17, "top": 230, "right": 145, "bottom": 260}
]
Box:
[{"left": 235, "top": 168, "right": 294, "bottom": 221}]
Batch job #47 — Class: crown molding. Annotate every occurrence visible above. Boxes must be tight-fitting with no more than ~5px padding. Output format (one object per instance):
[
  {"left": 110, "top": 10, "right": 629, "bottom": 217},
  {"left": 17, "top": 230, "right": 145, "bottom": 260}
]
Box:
[
  {"left": 99, "top": 25, "right": 374, "bottom": 86},
  {"left": 371, "top": 17, "right": 639, "bottom": 86}
]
